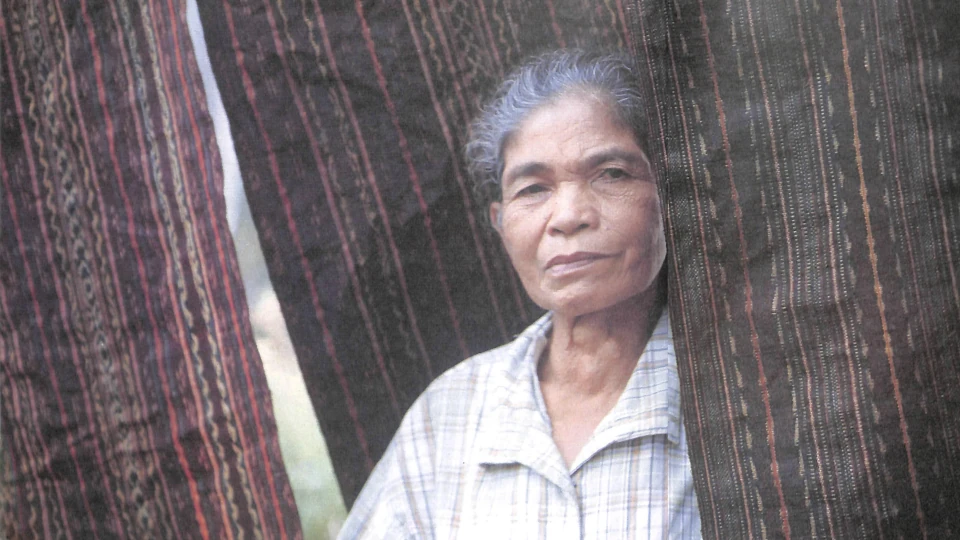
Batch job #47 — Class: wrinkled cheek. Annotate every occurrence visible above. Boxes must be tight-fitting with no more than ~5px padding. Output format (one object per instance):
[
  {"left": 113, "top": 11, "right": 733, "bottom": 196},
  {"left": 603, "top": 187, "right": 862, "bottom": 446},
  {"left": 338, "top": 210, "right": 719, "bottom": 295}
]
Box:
[
  {"left": 651, "top": 228, "right": 667, "bottom": 267},
  {"left": 627, "top": 232, "right": 666, "bottom": 291},
  {"left": 511, "top": 260, "right": 544, "bottom": 300}
]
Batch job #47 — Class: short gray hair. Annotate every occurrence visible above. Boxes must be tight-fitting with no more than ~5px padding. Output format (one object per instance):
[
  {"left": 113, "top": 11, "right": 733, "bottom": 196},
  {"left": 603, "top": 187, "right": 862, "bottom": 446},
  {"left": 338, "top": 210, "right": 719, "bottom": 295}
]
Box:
[{"left": 464, "top": 49, "right": 648, "bottom": 212}]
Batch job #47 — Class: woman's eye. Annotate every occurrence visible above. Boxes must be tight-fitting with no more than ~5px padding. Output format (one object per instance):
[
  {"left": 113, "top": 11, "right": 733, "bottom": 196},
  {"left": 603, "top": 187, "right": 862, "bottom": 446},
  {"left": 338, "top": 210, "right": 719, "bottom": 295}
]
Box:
[
  {"left": 516, "top": 184, "right": 547, "bottom": 197},
  {"left": 601, "top": 167, "right": 630, "bottom": 180}
]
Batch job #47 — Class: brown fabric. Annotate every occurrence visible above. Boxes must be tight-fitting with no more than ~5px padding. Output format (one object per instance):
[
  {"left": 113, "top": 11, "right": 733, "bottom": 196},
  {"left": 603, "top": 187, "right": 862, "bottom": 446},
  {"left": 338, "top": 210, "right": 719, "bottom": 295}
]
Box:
[
  {"left": 626, "top": 0, "right": 960, "bottom": 537},
  {"left": 0, "top": 2, "right": 300, "bottom": 538},
  {"left": 196, "top": 0, "right": 636, "bottom": 505}
]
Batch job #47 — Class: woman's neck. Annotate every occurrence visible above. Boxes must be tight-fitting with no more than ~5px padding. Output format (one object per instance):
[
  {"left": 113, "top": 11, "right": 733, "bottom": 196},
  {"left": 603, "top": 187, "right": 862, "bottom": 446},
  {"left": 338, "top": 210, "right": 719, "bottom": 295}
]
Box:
[
  {"left": 540, "top": 287, "right": 664, "bottom": 395},
  {"left": 537, "top": 280, "right": 666, "bottom": 468}
]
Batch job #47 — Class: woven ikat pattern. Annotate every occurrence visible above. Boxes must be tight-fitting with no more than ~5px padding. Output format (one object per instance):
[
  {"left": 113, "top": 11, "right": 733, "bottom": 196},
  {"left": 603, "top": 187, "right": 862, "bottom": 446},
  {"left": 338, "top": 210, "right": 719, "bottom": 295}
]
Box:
[
  {"left": 626, "top": 0, "right": 960, "bottom": 537},
  {"left": 0, "top": 1, "right": 300, "bottom": 537}
]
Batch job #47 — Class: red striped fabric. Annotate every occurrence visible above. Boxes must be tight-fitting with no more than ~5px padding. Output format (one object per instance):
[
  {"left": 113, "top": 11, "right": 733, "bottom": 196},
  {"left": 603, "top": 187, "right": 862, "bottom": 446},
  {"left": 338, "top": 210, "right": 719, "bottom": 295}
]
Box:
[
  {"left": 0, "top": 1, "right": 300, "bottom": 537},
  {"left": 627, "top": 0, "right": 960, "bottom": 537},
  {"left": 195, "top": 0, "right": 632, "bottom": 504}
]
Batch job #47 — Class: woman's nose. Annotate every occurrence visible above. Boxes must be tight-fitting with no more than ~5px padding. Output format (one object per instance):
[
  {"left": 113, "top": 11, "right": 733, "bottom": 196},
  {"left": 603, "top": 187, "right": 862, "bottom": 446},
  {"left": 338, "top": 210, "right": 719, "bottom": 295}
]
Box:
[{"left": 547, "top": 184, "right": 599, "bottom": 235}]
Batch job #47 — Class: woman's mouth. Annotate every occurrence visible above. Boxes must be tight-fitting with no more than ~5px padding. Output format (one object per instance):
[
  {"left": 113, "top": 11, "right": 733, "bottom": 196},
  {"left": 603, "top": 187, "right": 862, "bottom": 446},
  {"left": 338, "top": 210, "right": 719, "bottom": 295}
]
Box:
[{"left": 545, "top": 252, "right": 608, "bottom": 276}]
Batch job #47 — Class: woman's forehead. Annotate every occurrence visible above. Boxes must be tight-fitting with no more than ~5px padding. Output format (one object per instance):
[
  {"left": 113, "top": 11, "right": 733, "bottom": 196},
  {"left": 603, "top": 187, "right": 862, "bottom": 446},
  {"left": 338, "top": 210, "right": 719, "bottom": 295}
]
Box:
[{"left": 502, "top": 97, "right": 642, "bottom": 174}]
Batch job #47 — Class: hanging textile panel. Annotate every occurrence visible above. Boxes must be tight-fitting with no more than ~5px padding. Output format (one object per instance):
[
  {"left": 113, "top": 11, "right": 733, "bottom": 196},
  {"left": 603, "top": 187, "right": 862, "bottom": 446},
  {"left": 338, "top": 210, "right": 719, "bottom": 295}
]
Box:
[
  {"left": 196, "top": 0, "right": 635, "bottom": 504},
  {"left": 0, "top": 1, "right": 301, "bottom": 538},
  {"left": 627, "top": 0, "right": 960, "bottom": 537}
]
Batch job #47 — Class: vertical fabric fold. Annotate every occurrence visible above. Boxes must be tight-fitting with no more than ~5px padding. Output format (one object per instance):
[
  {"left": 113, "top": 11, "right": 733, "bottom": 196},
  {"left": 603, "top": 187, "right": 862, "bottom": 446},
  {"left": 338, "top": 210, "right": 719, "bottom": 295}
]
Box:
[
  {"left": 0, "top": 1, "right": 301, "bottom": 537},
  {"left": 626, "top": 0, "right": 960, "bottom": 537}
]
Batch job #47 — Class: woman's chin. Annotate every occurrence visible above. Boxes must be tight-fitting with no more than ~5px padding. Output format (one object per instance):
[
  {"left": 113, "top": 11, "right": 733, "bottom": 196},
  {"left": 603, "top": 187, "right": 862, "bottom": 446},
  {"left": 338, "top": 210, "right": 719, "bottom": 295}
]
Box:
[
  {"left": 538, "top": 283, "right": 660, "bottom": 322},
  {"left": 542, "top": 293, "right": 631, "bottom": 321}
]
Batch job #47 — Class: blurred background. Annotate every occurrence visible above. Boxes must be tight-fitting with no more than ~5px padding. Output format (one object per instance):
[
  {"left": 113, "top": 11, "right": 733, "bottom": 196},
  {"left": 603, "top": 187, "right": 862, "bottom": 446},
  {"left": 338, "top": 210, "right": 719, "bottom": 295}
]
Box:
[
  {"left": 187, "top": 2, "right": 347, "bottom": 537},
  {"left": 231, "top": 186, "right": 347, "bottom": 539}
]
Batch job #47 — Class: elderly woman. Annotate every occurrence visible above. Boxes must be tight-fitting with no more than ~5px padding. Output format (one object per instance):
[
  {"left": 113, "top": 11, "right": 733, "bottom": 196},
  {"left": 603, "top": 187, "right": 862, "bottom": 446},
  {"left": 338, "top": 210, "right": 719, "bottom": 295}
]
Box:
[{"left": 339, "top": 50, "right": 700, "bottom": 539}]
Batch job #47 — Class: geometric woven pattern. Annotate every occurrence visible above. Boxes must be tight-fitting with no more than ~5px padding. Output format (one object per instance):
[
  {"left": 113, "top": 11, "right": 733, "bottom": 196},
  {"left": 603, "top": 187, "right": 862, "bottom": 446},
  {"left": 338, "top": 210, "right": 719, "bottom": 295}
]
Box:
[
  {"left": 627, "top": 0, "right": 960, "bottom": 537},
  {"left": 0, "top": 2, "right": 300, "bottom": 537}
]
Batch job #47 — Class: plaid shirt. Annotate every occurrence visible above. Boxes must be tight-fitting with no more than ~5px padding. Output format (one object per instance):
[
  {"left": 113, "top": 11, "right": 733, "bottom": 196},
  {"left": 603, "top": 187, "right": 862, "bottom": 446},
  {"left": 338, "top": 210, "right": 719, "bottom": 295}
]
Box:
[{"left": 339, "top": 311, "right": 701, "bottom": 539}]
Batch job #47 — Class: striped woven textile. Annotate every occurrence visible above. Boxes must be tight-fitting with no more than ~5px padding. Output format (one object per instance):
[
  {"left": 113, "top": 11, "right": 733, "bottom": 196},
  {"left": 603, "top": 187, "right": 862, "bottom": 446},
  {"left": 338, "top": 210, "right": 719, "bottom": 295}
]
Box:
[
  {"left": 0, "top": 1, "right": 300, "bottom": 538},
  {"left": 195, "top": 0, "right": 633, "bottom": 504},
  {"left": 626, "top": 0, "right": 960, "bottom": 537}
]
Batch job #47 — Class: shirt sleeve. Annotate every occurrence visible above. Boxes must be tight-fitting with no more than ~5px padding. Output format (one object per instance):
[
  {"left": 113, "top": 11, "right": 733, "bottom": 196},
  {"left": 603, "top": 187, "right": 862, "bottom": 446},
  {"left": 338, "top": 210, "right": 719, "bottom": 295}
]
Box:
[{"left": 337, "top": 399, "right": 437, "bottom": 540}]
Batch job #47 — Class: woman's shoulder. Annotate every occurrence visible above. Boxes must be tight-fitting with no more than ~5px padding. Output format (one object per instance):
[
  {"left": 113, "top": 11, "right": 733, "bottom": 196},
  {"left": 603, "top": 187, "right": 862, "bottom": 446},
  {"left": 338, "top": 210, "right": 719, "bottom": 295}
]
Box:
[
  {"left": 341, "top": 313, "right": 553, "bottom": 536},
  {"left": 423, "top": 311, "right": 552, "bottom": 398},
  {"left": 402, "top": 311, "right": 552, "bottom": 429}
]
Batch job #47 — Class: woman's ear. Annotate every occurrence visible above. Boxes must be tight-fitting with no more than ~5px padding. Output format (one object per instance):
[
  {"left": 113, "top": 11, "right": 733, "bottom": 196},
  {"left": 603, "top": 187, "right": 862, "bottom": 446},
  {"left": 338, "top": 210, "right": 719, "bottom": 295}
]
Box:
[{"left": 489, "top": 202, "right": 503, "bottom": 236}]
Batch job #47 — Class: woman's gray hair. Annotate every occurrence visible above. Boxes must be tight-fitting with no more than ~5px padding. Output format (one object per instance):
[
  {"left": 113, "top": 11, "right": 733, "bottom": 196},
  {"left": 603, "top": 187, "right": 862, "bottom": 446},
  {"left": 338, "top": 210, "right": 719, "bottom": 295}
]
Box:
[{"left": 464, "top": 49, "right": 649, "bottom": 212}]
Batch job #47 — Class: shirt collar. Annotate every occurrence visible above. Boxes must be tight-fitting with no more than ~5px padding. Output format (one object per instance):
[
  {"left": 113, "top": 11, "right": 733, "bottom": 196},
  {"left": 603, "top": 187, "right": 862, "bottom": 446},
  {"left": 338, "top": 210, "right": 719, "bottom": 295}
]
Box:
[{"left": 475, "top": 310, "right": 681, "bottom": 475}]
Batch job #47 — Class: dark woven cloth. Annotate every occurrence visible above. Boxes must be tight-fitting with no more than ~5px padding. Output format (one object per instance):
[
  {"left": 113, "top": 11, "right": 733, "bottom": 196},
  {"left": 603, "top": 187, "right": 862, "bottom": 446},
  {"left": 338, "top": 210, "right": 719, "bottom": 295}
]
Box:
[
  {"left": 196, "top": 0, "right": 632, "bottom": 505},
  {"left": 626, "top": 0, "right": 960, "bottom": 537},
  {"left": 0, "top": 2, "right": 300, "bottom": 537}
]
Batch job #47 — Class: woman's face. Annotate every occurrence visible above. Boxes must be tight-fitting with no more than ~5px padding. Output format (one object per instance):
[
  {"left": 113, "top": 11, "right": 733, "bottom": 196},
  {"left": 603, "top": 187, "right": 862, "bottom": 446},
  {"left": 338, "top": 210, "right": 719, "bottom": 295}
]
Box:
[{"left": 490, "top": 94, "right": 666, "bottom": 318}]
